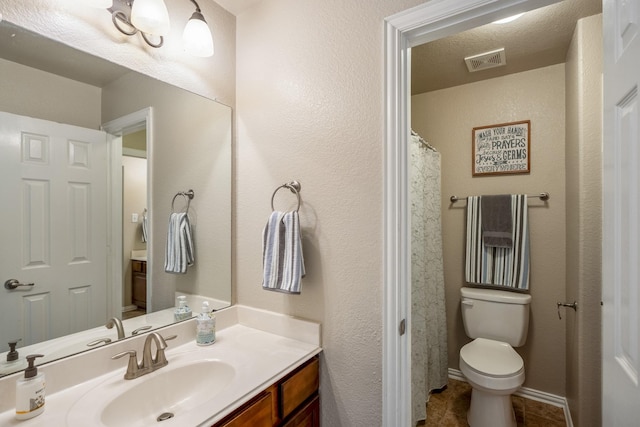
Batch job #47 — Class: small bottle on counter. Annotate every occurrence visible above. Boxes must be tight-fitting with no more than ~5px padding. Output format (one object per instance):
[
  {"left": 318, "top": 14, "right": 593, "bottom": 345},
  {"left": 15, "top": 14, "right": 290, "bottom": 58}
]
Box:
[
  {"left": 196, "top": 301, "right": 216, "bottom": 346},
  {"left": 15, "top": 354, "right": 45, "bottom": 420},
  {"left": 174, "top": 295, "right": 192, "bottom": 321}
]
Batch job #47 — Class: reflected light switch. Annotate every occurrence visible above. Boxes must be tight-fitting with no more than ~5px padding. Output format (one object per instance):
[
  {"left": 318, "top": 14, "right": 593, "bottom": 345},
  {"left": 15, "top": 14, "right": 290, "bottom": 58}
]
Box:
[{"left": 131, "top": 213, "right": 139, "bottom": 223}]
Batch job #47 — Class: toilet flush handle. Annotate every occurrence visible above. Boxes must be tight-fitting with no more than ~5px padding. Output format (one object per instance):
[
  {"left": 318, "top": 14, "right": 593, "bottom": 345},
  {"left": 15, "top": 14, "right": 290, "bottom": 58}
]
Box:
[
  {"left": 557, "top": 301, "right": 577, "bottom": 319},
  {"left": 461, "top": 299, "right": 474, "bottom": 306}
]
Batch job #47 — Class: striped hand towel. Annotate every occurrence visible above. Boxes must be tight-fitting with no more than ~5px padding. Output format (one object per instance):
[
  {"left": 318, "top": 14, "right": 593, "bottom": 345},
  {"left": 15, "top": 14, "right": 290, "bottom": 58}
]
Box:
[
  {"left": 164, "top": 212, "right": 195, "bottom": 274},
  {"left": 465, "top": 195, "right": 530, "bottom": 290},
  {"left": 262, "top": 210, "right": 306, "bottom": 294}
]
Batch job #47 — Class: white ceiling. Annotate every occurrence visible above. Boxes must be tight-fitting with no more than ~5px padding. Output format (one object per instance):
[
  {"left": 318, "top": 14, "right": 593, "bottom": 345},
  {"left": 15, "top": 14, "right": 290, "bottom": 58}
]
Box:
[{"left": 411, "top": 0, "right": 603, "bottom": 95}]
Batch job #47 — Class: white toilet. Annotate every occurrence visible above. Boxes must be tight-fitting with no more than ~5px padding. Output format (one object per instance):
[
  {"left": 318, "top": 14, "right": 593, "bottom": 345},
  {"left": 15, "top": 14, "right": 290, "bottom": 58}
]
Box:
[{"left": 459, "top": 287, "right": 532, "bottom": 427}]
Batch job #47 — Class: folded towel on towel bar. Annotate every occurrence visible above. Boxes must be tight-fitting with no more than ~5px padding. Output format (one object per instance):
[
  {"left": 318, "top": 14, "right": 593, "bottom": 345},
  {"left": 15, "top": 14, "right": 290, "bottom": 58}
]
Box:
[
  {"left": 262, "top": 211, "right": 305, "bottom": 294},
  {"left": 481, "top": 194, "right": 513, "bottom": 248},
  {"left": 465, "top": 195, "right": 530, "bottom": 290},
  {"left": 164, "top": 212, "right": 195, "bottom": 274}
]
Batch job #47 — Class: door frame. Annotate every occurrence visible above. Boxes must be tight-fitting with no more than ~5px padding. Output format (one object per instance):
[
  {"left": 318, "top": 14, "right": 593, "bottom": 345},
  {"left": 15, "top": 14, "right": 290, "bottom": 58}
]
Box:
[
  {"left": 382, "top": 0, "right": 559, "bottom": 424},
  {"left": 102, "top": 107, "right": 153, "bottom": 317}
]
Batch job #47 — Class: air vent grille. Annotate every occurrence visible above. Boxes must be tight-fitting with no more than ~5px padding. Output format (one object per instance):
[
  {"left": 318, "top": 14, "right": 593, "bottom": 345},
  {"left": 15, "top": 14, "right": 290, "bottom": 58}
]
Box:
[{"left": 464, "top": 48, "right": 506, "bottom": 72}]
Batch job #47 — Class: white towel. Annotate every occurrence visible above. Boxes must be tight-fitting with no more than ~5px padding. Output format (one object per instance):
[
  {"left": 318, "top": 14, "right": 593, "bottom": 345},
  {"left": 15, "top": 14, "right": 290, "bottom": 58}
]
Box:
[
  {"left": 164, "top": 212, "right": 195, "bottom": 274},
  {"left": 141, "top": 210, "right": 148, "bottom": 243},
  {"left": 262, "top": 211, "right": 305, "bottom": 294},
  {"left": 465, "top": 194, "right": 530, "bottom": 290}
]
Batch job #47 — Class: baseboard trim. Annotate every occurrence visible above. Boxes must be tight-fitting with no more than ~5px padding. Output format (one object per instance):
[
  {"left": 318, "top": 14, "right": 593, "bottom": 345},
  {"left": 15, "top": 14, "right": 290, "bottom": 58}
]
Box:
[
  {"left": 122, "top": 305, "right": 138, "bottom": 313},
  {"left": 448, "top": 368, "right": 573, "bottom": 427}
]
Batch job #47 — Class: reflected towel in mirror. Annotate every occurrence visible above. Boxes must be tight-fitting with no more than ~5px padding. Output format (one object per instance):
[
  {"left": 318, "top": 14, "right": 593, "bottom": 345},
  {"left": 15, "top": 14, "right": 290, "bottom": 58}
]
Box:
[{"left": 164, "top": 212, "right": 195, "bottom": 274}]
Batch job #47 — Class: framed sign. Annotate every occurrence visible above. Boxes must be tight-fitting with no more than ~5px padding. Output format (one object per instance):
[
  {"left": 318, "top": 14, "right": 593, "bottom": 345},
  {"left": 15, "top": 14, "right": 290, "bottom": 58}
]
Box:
[{"left": 472, "top": 120, "right": 530, "bottom": 176}]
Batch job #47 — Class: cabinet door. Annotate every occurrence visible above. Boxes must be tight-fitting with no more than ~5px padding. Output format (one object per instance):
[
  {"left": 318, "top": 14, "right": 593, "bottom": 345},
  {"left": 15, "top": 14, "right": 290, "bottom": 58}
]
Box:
[
  {"left": 280, "top": 358, "right": 319, "bottom": 418},
  {"left": 282, "top": 395, "right": 319, "bottom": 427},
  {"left": 216, "top": 391, "right": 274, "bottom": 427}
]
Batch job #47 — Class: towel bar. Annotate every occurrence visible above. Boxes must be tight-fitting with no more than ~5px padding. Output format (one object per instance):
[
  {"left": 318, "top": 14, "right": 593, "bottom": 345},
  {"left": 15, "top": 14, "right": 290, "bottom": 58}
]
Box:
[{"left": 450, "top": 192, "right": 549, "bottom": 203}]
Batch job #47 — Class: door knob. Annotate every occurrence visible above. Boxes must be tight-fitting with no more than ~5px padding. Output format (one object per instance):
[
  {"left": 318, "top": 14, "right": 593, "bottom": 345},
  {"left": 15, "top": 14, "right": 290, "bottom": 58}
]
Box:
[{"left": 4, "top": 279, "right": 35, "bottom": 290}]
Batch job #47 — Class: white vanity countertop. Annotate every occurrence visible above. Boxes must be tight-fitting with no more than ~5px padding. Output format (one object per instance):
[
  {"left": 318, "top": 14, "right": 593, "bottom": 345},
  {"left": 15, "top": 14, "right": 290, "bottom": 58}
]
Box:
[{"left": 0, "top": 306, "right": 321, "bottom": 427}]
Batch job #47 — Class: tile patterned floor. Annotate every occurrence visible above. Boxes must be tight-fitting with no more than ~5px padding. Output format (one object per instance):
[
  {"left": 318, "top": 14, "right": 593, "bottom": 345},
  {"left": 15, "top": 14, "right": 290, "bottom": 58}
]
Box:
[{"left": 421, "top": 379, "right": 567, "bottom": 427}]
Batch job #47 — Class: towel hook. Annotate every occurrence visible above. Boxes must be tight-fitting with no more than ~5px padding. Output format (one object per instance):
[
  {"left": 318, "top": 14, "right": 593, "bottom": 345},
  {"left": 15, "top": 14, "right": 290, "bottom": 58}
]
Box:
[
  {"left": 171, "top": 189, "right": 195, "bottom": 213},
  {"left": 271, "top": 181, "right": 301, "bottom": 212}
]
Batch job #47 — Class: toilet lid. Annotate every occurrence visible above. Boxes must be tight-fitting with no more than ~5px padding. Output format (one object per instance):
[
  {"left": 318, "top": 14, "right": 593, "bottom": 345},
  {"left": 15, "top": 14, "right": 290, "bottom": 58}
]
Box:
[{"left": 460, "top": 338, "right": 523, "bottom": 377}]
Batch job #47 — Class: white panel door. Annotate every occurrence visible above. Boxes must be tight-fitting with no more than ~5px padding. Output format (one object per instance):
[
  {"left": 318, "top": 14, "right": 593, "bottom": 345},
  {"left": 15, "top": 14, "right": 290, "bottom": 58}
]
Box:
[
  {"left": 603, "top": 0, "right": 640, "bottom": 423},
  {"left": 0, "top": 111, "right": 108, "bottom": 351}
]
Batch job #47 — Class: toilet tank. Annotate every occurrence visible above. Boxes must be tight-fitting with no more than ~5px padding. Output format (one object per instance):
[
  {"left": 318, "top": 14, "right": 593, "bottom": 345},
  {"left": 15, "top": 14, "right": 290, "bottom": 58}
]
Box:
[{"left": 460, "top": 287, "right": 532, "bottom": 347}]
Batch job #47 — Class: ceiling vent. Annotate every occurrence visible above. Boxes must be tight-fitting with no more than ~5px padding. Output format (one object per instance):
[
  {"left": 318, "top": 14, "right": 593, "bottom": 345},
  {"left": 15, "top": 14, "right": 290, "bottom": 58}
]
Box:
[{"left": 464, "top": 48, "right": 506, "bottom": 72}]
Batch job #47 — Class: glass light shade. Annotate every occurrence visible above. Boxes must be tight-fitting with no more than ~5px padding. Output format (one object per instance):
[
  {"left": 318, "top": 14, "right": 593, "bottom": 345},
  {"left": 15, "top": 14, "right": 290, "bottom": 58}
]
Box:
[
  {"left": 183, "top": 13, "right": 214, "bottom": 57},
  {"left": 131, "top": 0, "right": 171, "bottom": 36}
]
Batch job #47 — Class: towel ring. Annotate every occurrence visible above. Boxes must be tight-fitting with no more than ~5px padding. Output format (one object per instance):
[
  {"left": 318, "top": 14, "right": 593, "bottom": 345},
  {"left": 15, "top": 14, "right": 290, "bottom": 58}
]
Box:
[
  {"left": 271, "top": 181, "right": 301, "bottom": 212},
  {"left": 172, "top": 189, "right": 195, "bottom": 213}
]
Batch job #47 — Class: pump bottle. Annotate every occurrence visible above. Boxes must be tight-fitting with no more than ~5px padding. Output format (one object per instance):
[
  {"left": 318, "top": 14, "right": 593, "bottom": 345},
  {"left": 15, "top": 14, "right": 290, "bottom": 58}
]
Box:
[{"left": 15, "top": 354, "right": 45, "bottom": 420}]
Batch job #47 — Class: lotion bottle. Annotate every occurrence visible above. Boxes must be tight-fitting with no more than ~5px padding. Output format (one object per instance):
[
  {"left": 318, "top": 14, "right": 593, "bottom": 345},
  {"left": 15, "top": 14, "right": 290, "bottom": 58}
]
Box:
[
  {"left": 15, "top": 354, "right": 45, "bottom": 420},
  {"left": 196, "top": 301, "right": 216, "bottom": 346}
]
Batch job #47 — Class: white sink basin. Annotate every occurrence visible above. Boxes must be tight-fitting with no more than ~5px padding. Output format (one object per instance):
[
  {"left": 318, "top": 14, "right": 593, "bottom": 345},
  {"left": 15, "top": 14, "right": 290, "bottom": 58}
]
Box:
[{"left": 67, "top": 359, "right": 235, "bottom": 427}]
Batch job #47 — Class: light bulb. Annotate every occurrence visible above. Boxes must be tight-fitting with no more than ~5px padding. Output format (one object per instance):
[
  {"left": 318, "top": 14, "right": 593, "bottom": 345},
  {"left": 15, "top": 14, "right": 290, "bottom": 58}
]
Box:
[
  {"left": 183, "top": 12, "right": 214, "bottom": 57},
  {"left": 131, "top": 0, "right": 171, "bottom": 36}
]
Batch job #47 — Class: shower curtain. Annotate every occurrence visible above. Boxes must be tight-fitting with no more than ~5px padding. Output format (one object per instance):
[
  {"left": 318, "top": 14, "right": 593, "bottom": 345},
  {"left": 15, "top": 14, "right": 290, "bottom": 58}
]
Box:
[{"left": 410, "top": 131, "right": 448, "bottom": 425}]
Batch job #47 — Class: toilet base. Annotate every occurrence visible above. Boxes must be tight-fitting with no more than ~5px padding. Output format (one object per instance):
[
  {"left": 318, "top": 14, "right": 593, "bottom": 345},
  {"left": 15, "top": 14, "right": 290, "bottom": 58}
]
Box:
[{"left": 467, "top": 387, "right": 516, "bottom": 427}]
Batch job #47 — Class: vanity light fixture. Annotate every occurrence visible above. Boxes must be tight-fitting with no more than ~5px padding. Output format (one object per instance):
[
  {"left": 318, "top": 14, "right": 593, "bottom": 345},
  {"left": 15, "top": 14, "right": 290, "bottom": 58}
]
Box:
[{"left": 106, "top": 0, "right": 214, "bottom": 57}]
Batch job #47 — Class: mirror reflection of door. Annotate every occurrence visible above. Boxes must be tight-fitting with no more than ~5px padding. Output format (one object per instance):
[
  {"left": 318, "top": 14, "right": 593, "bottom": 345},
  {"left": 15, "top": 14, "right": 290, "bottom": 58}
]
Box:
[
  {"left": 121, "top": 129, "right": 147, "bottom": 320},
  {"left": 0, "top": 111, "right": 108, "bottom": 350}
]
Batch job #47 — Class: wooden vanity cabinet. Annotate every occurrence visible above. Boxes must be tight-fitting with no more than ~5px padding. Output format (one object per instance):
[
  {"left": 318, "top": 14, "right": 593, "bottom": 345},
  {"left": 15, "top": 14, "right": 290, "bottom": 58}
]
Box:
[
  {"left": 214, "top": 356, "right": 319, "bottom": 427},
  {"left": 131, "top": 260, "right": 147, "bottom": 309}
]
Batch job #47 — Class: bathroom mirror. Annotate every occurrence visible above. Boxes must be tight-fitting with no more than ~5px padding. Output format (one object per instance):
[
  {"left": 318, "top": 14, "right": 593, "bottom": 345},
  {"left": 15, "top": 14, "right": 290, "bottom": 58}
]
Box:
[{"left": 0, "top": 22, "right": 231, "bottom": 377}]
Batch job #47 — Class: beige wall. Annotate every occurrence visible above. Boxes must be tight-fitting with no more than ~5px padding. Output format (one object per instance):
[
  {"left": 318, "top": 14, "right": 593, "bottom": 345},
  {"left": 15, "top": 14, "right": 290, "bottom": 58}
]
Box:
[
  {"left": 412, "top": 64, "right": 567, "bottom": 395},
  {"left": 235, "top": 0, "right": 425, "bottom": 424},
  {"left": 565, "top": 14, "right": 602, "bottom": 427},
  {"left": 0, "top": 58, "right": 101, "bottom": 128}
]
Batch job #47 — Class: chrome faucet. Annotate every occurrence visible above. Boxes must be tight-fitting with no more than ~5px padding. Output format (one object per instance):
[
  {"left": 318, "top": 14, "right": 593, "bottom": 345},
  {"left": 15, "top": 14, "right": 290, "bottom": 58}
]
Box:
[
  {"left": 106, "top": 317, "right": 125, "bottom": 339},
  {"left": 111, "top": 333, "right": 177, "bottom": 380}
]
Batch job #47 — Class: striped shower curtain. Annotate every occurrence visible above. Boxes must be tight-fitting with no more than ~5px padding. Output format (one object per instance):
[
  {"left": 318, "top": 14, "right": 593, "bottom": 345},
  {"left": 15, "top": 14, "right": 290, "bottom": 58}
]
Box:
[{"left": 410, "top": 133, "right": 448, "bottom": 425}]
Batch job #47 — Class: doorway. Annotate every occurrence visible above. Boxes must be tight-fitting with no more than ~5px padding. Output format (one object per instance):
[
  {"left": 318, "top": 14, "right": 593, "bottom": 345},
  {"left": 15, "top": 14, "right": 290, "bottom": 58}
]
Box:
[
  {"left": 102, "top": 107, "right": 153, "bottom": 320},
  {"left": 382, "top": 0, "right": 564, "bottom": 425}
]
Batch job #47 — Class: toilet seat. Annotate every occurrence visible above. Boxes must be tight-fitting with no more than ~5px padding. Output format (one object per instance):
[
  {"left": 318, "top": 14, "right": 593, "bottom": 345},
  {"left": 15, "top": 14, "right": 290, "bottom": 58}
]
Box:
[
  {"left": 459, "top": 338, "right": 525, "bottom": 394},
  {"left": 460, "top": 338, "right": 523, "bottom": 377}
]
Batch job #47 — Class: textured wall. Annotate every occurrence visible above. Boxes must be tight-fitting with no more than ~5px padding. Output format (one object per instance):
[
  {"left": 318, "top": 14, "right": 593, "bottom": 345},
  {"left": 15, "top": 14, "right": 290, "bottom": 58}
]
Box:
[
  {"left": 234, "top": 0, "right": 424, "bottom": 424},
  {"left": 565, "top": 14, "right": 602, "bottom": 427},
  {"left": 412, "top": 64, "right": 567, "bottom": 395}
]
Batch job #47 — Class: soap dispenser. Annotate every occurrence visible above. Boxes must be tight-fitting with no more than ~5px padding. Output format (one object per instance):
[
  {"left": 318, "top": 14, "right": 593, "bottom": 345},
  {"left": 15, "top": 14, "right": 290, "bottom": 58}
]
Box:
[
  {"left": 174, "top": 295, "right": 192, "bottom": 321},
  {"left": 196, "top": 301, "right": 216, "bottom": 346},
  {"left": 7, "top": 339, "right": 21, "bottom": 362},
  {"left": 15, "top": 354, "right": 45, "bottom": 420}
]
